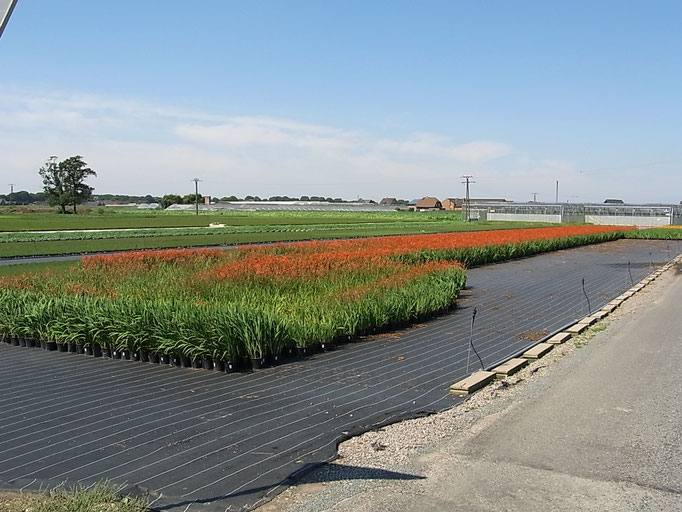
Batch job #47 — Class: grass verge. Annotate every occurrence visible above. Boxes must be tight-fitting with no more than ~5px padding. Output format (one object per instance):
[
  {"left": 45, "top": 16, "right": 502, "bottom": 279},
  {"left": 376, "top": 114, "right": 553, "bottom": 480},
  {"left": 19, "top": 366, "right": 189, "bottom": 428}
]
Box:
[{"left": 0, "top": 483, "right": 147, "bottom": 512}]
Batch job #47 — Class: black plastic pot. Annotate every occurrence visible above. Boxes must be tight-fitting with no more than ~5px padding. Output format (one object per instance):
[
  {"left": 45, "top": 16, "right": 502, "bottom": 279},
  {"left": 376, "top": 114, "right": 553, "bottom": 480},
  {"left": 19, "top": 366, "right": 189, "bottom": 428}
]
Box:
[
  {"left": 11, "top": 337, "right": 20, "bottom": 346},
  {"left": 160, "top": 353, "right": 171, "bottom": 365},
  {"left": 92, "top": 344, "right": 102, "bottom": 357},
  {"left": 192, "top": 358, "right": 203, "bottom": 369},
  {"left": 76, "top": 343, "right": 85, "bottom": 354},
  {"left": 102, "top": 347, "right": 112, "bottom": 358},
  {"left": 121, "top": 349, "right": 131, "bottom": 360},
  {"left": 139, "top": 350, "right": 150, "bottom": 362},
  {"left": 67, "top": 342, "right": 77, "bottom": 353},
  {"left": 57, "top": 342, "right": 68, "bottom": 352},
  {"left": 297, "top": 346, "right": 312, "bottom": 357},
  {"left": 225, "top": 360, "right": 238, "bottom": 373},
  {"left": 26, "top": 339, "right": 36, "bottom": 348},
  {"left": 214, "top": 359, "right": 225, "bottom": 372},
  {"left": 40, "top": 340, "right": 47, "bottom": 350},
  {"left": 111, "top": 349, "right": 121, "bottom": 359},
  {"left": 181, "top": 355, "right": 192, "bottom": 367},
  {"left": 149, "top": 352, "right": 160, "bottom": 364},
  {"left": 132, "top": 351, "right": 140, "bottom": 361},
  {"left": 320, "top": 340, "right": 335, "bottom": 352},
  {"left": 84, "top": 345, "right": 93, "bottom": 355},
  {"left": 251, "top": 357, "right": 267, "bottom": 370},
  {"left": 171, "top": 355, "right": 182, "bottom": 367},
  {"left": 202, "top": 357, "right": 214, "bottom": 370},
  {"left": 46, "top": 341, "right": 57, "bottom": 351},
  {"left": 19, "top": 338, "right": 27, "bottom": 347}
]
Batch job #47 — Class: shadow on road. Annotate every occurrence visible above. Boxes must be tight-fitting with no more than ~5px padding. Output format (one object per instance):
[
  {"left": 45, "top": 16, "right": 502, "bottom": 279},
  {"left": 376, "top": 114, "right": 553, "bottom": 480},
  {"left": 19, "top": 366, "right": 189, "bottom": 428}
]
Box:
[{"left": 151, "top": 463, "right": 425, "bottom": 511}]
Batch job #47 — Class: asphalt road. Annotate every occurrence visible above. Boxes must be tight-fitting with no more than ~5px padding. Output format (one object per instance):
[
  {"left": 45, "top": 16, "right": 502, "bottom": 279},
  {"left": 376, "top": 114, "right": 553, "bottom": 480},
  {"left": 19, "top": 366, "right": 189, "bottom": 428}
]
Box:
[{"left": 271, "top": 260, "right": 682, "bottom": 512}]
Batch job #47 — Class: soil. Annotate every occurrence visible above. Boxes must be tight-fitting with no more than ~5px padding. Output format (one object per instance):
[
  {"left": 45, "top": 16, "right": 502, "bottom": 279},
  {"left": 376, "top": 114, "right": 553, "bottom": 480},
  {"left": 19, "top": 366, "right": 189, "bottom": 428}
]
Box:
[{"left": 516, "top": 329, "right": 550, "bottom": 341}]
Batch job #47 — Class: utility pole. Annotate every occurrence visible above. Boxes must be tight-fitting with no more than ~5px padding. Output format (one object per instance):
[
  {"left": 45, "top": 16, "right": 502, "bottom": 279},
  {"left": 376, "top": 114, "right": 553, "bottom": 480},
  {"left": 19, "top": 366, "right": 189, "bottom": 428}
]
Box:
[
  {"left": 461, "top": 175, "right": 474, "bottom": 222},
  {"left": 8, "top": 184, "right": 14, "bottom": 206},
  {"left": 532, "top": 192, "right": 538, "bottom": 203},
  {"left": 555, "top": 180, "right": 559, "bottom": 203},
  {"left": 192, "top": 178, "right": 202, "bottom": 215}
]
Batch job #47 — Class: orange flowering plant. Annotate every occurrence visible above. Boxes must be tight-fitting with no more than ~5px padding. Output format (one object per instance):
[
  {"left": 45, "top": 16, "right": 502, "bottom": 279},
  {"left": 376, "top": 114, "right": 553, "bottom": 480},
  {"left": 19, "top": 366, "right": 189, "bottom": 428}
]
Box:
[{"left": 0, "top": 226, "right": 629, "bottom": 361}]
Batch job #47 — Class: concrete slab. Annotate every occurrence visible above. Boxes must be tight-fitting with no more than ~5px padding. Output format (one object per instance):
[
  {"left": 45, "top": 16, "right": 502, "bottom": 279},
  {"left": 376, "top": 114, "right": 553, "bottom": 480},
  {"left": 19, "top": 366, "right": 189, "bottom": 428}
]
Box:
[
  {"left": 587, "top": 311, "right": 608, "bottom": 322},
  {"left": 522, "top": 343, "right": 553, "bottom": 359},
  {"left": 602, "top": 304, "right": 618, "bottom": 313},
  {"left": 450, "top": 371, "right": 496, "bottom": 395},
  {"left": 547, "top": 332, "right": 572, "bottom": 344},
  {"left": 492, "top": 358, "right": 528, "bottom": 378},
  {"left": 581, "top": 316, "right": 598, "bottom": 326},
  {"left": 566, "top": 322, "right": 590, "bottom": 334}
]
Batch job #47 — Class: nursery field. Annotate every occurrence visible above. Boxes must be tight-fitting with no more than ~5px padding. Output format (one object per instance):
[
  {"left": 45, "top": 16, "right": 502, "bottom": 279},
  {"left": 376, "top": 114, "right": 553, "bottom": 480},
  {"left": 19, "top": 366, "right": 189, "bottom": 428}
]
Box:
[
  {"left": 0, "top": 209, "right": 417, "bottom": 231},
  {"left": 0, "top": 238, "right": 676, "bottom": 512},
  {"left": 0, "top": 220, "right": 547, "bottom": 259},
  {"left": 0, "top": 209, "right": 557, "bottom": 258},
  {"left": 0, "top": 226, "right": 629, "bottom": 367}
]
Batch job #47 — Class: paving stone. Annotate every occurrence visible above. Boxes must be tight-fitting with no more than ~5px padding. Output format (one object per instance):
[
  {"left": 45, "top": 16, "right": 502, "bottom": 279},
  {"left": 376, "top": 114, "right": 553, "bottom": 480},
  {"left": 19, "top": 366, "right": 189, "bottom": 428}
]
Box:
[
  {"left": 546, "top": 332, "right": 572, "bottom": 344},
  {"left": 522, "top": 343, "right": 554, "bottom": 359},
  {"left": 566, "top": 322, "right": 589, "bottom": 334},
  {"left": 450, "top": 371, "right": 496, "bottom": 395},
  {"left": 492, "top": 358, "right": 528, "bottom": 378}
]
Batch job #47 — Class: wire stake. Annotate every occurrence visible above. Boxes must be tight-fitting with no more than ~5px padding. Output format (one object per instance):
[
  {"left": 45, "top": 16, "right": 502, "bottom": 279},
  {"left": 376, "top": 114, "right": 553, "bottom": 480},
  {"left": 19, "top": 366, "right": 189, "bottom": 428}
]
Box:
[
  {"left": 582, "top": 278, "right": 592, "bottom": 315},
  {"left": 465, "top": 307, "right": 483, "bottom": 374}
]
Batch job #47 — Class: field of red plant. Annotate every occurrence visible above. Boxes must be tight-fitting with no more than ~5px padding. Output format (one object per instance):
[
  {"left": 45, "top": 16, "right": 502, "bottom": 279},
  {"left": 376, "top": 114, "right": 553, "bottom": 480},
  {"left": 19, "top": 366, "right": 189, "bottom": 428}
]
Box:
[{"left": 0, "top": 225, "right": 631, "bottom": 366}]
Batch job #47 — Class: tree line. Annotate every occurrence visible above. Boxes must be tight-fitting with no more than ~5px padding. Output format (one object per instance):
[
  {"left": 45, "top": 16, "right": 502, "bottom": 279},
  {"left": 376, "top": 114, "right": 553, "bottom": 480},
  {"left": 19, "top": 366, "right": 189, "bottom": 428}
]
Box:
[{"left": 0, "top": 155, "right": 382, "bottom": 211}]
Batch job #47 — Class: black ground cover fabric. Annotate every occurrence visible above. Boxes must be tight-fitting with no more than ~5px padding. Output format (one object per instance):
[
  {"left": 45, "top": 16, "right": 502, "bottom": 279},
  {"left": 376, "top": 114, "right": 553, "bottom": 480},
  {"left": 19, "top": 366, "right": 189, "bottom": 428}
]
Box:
[{"left": 0, "top": 239, "right": 678, "bottom": 511}]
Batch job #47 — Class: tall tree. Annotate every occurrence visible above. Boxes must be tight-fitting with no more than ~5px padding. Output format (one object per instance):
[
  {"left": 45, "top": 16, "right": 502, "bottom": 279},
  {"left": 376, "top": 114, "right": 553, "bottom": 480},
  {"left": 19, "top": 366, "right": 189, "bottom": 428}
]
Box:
[
  {"left": 160, "top": 194, "right": 182, "bottom": 209},
  {"left": 39, "top": 155, "right": 97, "bottom": 213}
]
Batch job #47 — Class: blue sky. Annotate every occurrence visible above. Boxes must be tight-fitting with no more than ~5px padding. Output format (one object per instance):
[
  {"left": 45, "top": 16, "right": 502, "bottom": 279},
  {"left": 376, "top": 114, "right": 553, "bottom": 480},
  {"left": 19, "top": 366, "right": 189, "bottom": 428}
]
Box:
[{"left": 1, "top": 1, "right": 681, "bottom": 202}]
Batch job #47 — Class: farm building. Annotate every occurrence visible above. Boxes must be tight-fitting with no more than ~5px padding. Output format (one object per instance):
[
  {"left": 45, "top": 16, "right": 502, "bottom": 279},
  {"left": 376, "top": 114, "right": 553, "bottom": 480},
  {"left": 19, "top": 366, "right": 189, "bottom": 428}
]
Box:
[
  {"left": 442, "top": 198, "right": 509, "bottom": 210},
  {"left": 165, "top": 201, "right": 397, "bottom": 212},
  {"left": 380, "top": 197, "right": 398, "bottom": 206},
  {"left": 441, "top": 198, "right": 458, "bottom": 210},
  {"left": 473, "top": 202, "right": 682, "bottom": 226},
  {"left": 413, "top": 197, "right": 443, "bottom": 211}
]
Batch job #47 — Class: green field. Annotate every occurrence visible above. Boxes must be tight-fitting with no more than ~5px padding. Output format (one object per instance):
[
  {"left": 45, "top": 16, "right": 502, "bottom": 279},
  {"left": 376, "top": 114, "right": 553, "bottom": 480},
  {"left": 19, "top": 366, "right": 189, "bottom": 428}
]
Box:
[
  {"left": 0, "top": 209, "right": 552, "bottom": 258},
  {"left": 0, "top": 209, "right": 432, "bottom": 231}
]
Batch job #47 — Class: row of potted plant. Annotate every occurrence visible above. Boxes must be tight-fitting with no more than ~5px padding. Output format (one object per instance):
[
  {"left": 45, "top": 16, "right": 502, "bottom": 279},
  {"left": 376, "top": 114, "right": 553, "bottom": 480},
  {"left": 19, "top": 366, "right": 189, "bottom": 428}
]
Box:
[{"left": 0, "top": 265, "right": 465, "bottom": 369}]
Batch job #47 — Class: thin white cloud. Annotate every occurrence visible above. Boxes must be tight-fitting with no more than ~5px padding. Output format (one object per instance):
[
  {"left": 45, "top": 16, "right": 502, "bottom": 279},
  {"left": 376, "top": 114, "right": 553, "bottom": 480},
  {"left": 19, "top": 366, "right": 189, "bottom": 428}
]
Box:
[
  {"left": 0, "top": 86, "right": 520, "bottom": 199},
  {"left": 175, "top": 117, "right": 354, "bottom": 151}
]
